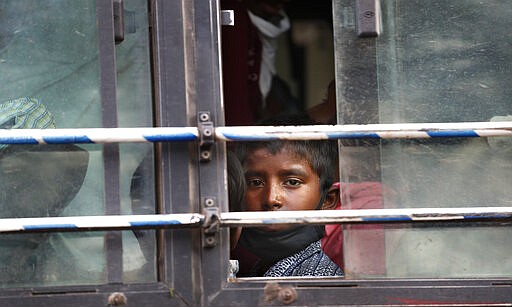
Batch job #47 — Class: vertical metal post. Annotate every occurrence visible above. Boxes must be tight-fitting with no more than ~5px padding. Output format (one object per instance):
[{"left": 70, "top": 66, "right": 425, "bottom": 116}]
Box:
[
  {"left": 151, "top": 0, "right": 200, "bottom": 305},
  {"left": 97, "top": 0, "right": 123, "bottom": 283},
  {"left": 193, "top": 0, "right": 230, "bottom": 306}
]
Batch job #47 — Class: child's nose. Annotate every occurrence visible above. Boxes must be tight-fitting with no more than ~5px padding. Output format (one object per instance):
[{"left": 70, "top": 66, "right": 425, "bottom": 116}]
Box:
[{"left": 264, "top": 183, "right": 283, "bottom": 211}]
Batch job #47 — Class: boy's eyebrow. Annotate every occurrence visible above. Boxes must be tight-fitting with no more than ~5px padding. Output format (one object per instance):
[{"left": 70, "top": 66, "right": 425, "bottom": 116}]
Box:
[
  {"left": 244, "top": 166, "right": 311, "bottom": 178},
  {"left": 277, "top": 166, "right": 310, "bottom": 177}
]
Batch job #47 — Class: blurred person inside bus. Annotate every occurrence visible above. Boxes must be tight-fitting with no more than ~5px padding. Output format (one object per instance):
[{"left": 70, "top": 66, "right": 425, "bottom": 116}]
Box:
[
  {"left": 227, "top": 151, "right": 246, "bottom": 249},
  {"left": 231, "top": 113, "right": 343, "bottom": 277},
  {"left": 221, "top": 0, "right": 302, "bottom": 125},
  {"left": 131, "top": 150, "right": 246, "bottom": 273},
  {"left": 308, "top": 79, "right": 336, "bottom": 125},
  {"left": 0, "top": 97, "right": 89, "bottom": 283}
]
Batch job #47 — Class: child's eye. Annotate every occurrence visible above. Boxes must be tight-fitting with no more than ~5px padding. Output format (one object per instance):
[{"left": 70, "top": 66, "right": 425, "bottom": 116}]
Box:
[
  {"left": 247, "top": 178, "right": 264, "bottom": 187},
  {"left": 285, "top": 178, "right": 302, "bottom": 186}
]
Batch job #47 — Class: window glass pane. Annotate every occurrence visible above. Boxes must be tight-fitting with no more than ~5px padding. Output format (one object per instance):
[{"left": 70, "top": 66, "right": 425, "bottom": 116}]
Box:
[
  {"left": 0, "top": 0, "right": 154, "bottom": 286},
  {"left": 335, "top": 0, "right": 512, "bottom": 278},
  {"left": 114, "top": 0, "right": 155, "bottom": 283}
]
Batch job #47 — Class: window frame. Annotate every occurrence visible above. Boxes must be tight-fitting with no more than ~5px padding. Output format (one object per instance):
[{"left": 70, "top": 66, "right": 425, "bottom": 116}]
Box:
[
  {"left": 201, "top": 0, "right": 512, "bottom": 305},
  {"left": 1, "top": 0, "right": 512, "bottom": 306},
  {"left": 0, "top": 0, "right": 209, "bottom": 305}
]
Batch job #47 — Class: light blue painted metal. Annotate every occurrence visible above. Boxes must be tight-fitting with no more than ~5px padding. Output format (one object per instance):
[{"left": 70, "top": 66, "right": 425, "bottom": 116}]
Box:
[
  {"left": 0, "top": 122, "right": 511, "bottom": 145},
  {"left": 0, "top": 127, "right": 198, "bottom": 145},
  {"left": 0, "top": 214, "right": 203, "bottom": 233},
  {"left": 1, "top": 207, "right": 511, "bottom": 233}
]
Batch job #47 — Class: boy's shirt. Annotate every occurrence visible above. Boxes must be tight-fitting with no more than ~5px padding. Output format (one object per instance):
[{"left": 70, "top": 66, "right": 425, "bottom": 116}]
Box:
[
  {"left": 263, "top": 240, "right": 343, "bottom": 277},
  {"left": 232, "top": 223, "right": 345, "bottom": 277}
]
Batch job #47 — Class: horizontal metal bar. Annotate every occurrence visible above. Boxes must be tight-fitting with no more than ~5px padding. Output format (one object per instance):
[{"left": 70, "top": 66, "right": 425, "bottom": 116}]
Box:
[
  {"left": 0, "top": 127, "right": 199, "bottom": 145},
  {"left": 219, "top": 207, "right": 512, "bottom": 226},
  {"left": 1, "top": 207, "right": 512, "bottom": 233},
  {"left": 216, "top": 122, "right": 512, "bottom": 141},
  {"left": 0, "top": 121, "right": 511, "bottom": 145},
  {"left": 0, "top": 214, "right": 203, "bottom": 233}
]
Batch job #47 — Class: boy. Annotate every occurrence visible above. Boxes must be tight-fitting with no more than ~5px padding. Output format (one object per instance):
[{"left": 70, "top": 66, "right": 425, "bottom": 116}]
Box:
[{"left": 233, "top": 114, "right": 343, "bottom": 277}]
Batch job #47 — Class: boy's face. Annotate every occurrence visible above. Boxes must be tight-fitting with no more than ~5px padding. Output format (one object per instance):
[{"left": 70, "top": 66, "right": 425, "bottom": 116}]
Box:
[{"left": 243, "top": 147, "right": 322, "bottom": 232}]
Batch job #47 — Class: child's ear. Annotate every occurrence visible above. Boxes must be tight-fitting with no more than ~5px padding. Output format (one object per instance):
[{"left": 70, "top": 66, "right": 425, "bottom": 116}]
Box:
[{"left": 321, "top": 184, "right": 340, "bottom": 210}]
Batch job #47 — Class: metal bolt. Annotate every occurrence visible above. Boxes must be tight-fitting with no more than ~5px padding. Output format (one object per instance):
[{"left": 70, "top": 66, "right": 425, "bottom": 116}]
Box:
[
  {"left": 203, "top": 128, "right": 212, "bottom": 137},
  {"left": 205, "top": 198, "right": 215, "bottom": 207},
  {"left": 199, "top": 113, "right": 210, "bottom": 122},
  {"left": 107, "top": 292, "right": 127, "bottom": 306},
  {"left": 201, "top": 150, "right": 211, "bottom": 160},
  {"left": 278, "top": 287, "right": 297, "bottom": 305},
  {"left": 205, "top": 236, "right": 216, "bottom": 246}
]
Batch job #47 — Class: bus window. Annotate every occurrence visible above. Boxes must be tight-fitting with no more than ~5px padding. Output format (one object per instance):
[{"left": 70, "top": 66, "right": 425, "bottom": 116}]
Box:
[
  {"left": 335, "top": 0, "right": 512, "bottom": 278},
  {"left": 220, "top": 0, "right": 335, "bottom": 126},
  {"left": 2, "top": 0, "right": 512, "bottom": 305},
  {"left": 0, "top": 0, "right": 154, "bottom": 286}
]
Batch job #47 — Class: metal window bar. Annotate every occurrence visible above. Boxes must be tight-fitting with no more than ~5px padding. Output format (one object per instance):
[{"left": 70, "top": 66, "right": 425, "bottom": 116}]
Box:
[
  {"left": 96, "top": 0, "right": 123, "bottom": 283},
  {"left": 1, "top": 121, "right": 511, "bottom": 233},
  {"left": 0, "top": 121, "right": 511, "bottom": 144},
  {"left": 0, "top": 207, "right": 512, "bottom": 233}
]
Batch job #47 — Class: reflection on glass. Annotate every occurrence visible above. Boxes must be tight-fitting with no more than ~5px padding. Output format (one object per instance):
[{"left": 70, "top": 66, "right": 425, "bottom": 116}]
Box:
[
  {"left": 0, "top": 0, "right": 154, "bottom": 286},
  {"left": 335, "top": 0, "right": 512, "bottom": 278}
]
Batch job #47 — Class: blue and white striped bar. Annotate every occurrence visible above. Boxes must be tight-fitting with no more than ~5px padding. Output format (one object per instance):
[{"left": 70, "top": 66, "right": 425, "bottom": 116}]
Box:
[
  {"left": 220, "top": 207, "right": 512, "bottom": 226},
  {"left": 0, "top": 122, "right": 512, "bottom": 145},
  {"left": 1, "top": 207, "right": 512, "bottom": 233},
  {"left": 0, "top": 213, "right": 203, "bottom": 233},
  {"left": 0, "top": 127, "right": 198, "bottom": 145},
  {"left": 216, "top": 121, "right": 512, "bottom": 141}
]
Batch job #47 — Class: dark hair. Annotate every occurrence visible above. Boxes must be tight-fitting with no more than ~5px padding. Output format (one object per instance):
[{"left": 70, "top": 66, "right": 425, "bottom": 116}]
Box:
[
  {"left": 235, "top": 113, "right": 338, "bottom": 197},
  {"left": 227, "top": 151, "right": 246, "bottom": 211}
]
